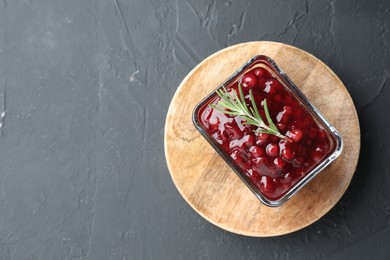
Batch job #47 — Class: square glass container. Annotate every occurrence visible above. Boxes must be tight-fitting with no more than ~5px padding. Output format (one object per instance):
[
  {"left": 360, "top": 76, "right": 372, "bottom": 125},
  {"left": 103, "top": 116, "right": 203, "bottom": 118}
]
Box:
[{"left": 192, "top": 55, "right": 343, "bottom": 207}]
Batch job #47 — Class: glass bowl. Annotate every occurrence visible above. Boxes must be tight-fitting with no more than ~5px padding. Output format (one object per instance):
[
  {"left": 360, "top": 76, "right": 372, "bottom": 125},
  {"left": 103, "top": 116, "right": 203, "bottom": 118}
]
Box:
[{"left": 192, "top": 55, "right": 343, "bottom": 207}]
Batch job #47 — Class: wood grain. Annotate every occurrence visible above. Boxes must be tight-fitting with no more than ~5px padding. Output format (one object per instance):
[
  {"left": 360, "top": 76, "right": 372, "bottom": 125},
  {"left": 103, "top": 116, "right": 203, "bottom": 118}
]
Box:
[{"left": 164, "top": 42, "right": 360, "bottom": 237}]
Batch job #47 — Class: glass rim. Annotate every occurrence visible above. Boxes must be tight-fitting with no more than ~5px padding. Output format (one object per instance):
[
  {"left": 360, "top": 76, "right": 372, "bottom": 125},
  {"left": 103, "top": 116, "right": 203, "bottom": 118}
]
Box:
[{"left": 192, "top": 55, "right": 343, "bottom": 207}]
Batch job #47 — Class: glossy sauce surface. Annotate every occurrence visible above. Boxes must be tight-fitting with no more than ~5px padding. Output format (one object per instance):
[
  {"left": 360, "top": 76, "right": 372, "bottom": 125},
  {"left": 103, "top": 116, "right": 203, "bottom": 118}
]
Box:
[{"left": 198, "top": 66, "right": 335, "bottom": 200}]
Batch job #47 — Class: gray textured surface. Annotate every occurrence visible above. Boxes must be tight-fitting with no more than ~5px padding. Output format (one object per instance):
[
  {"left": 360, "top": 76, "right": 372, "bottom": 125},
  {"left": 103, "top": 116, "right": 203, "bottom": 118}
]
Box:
[{"left": 0, "top": 0, "right": 389, "bottom": 259}]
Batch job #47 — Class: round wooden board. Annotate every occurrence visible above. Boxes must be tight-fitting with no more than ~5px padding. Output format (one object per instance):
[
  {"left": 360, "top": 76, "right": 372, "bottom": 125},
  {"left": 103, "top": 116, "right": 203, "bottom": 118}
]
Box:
[{"left": 164, "top": 41, "right": 360, "bottom": 237}]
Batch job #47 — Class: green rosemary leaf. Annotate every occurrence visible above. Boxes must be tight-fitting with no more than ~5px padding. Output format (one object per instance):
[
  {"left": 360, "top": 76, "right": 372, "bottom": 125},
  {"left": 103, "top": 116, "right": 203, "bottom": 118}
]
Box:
[
  {"left": 249, "top": 90, "right": 262, "bottom": 121},
  {"left": 209, "top": 104, "right": 239, "bottom": 115},
  {"left": 238, "top": 83, "right": 246, "bottom": 105},
  {"left": 242, "top": 118, "right": 258, "bottom": 126},
  {"left": 215, "top": 102, "right": 233, "bottom": 109},
  {"left": 215, "top": 90, "right": 231, "bottom": 105},
  {"left": 263, "top": 99, "right": 278, "bottom": 131},
  {"left": 209, "top": 84, "right": 290, "bottom": 141},
  {"left": 254, "top": 129, "right": 275, "bottom": 135}
]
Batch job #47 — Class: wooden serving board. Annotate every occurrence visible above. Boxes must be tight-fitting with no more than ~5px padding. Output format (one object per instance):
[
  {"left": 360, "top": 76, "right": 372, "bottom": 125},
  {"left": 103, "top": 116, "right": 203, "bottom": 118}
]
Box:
[{"left": 164, "top": 41, "right": 360, "bottom": 237}]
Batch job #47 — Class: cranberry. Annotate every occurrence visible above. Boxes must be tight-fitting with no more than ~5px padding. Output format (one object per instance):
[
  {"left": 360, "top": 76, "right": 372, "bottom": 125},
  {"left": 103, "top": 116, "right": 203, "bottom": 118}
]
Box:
[
  {"left": 257, "top": 132, "right": 269, "bottom": 140},
  {"left": 260, "top": 176, "right": 275, "bottom": 193},
  {"left": 256, "top": 139, "right": 267, "bottom": 146},
  {"left": 287, "top": 129, "right": 303, "bottom": 143},
  {"left": 240, "top": 72, "right": 257, "bottom": 89},
  {"left": 273, "top": 157, "right": 286, "bottom": 169},
  {"left": 281, "top": 146, "right": 295, "bottom": 160},
  {"left": 276, "top": 106, "right": 293, "bottom": 124},
  {"left": 268, "top": 78, "right": 283, "bottom": 91},
  {"left": 277, "top": 123, "right": 287, "bottom": 131},
  {"left": 256, "top": 132, "right": 270, "bottom": 145},
  {"left": 249, "top": 145, "right": 265, "bottom": 157},
  {"left": 269, "top": 135, "right": 279, "bottom": 143},
  {"left": 266, "top": 143, "right": 279, "bottom": 157},
  {"left": 253, "top": 67, "right": 270, "bottom": 78},
  {"left": 276, "top": 114, "right": 289, "bottom": 124},
  {"left": 257, "top": 78, "right": 266, "bottom": 88},
  {"left": 263, "top": 81, "right": 277, "bottom": 95}
]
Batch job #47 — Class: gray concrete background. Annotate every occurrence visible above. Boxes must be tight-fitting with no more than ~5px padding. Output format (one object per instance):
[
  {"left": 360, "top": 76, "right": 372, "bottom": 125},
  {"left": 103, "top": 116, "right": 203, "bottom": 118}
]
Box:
[{"left": 0, "top": 0, "right": 389, "bottom": 259}]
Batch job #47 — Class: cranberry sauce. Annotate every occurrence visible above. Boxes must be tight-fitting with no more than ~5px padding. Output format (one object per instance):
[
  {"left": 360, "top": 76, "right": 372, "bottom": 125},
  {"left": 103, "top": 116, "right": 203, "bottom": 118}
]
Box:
[{"left": 198, "top": 66, "right": 335, "bottom": 200}]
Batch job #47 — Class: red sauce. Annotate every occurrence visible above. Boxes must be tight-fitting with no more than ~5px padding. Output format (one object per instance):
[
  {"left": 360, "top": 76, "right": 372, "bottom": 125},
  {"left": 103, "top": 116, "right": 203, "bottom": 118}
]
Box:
[{"left": 197, "top": 67, "right": 335, "bottom": 200}]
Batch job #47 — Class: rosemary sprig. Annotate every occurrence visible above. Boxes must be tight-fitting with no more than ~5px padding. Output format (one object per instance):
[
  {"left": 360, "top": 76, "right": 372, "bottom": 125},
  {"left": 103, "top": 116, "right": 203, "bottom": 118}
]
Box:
[{"left": 210, "top": 84, "right": 291, "bottom": 142}]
